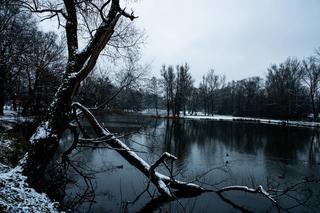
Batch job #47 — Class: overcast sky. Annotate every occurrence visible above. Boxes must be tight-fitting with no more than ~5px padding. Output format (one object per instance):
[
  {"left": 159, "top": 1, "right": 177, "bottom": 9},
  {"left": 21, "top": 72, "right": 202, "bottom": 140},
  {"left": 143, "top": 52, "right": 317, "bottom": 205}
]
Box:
[{"left": 131, "top": 0, "right": 320, "bottom": 83}]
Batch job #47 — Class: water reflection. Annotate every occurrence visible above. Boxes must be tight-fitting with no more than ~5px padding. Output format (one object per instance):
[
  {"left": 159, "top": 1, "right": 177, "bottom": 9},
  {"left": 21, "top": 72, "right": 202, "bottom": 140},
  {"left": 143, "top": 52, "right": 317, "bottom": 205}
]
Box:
[{"left": 56, "top": 116, "right": 320, "bottom": 212}]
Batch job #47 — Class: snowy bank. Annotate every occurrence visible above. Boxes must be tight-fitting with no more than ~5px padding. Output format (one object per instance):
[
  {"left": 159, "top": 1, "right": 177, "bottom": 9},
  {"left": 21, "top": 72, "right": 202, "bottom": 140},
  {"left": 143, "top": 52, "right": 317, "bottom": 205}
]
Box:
[
  {"left": 0, "top": 119, "right": 60, "bottom": 212},
  {"left": 140, "top": 109, "right": 167, "bottom": 116},
  {"left": 0, "top": 109, "right": 33, "bottom": 131},
  {"left": 182, "top": 114, "right": 320, "bottom": 128},
  {"left": 0, "top": 163, "right": 60, "bottom": 212}
]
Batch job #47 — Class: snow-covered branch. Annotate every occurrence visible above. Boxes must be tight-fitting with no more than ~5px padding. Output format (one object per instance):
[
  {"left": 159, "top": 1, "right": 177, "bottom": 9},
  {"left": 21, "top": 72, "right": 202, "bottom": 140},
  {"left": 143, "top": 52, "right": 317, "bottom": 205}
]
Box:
[{"left": 71, "top": 101, "right": 207, "bottom": 198}]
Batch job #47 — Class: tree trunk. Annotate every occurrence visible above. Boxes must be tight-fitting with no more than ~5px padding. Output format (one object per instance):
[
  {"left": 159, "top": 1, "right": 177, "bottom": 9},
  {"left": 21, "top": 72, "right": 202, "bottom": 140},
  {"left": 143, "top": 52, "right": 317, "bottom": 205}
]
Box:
[
  {"left": 22, "top": 78, "right": 77, "bottom": 184},
  {"left": 155, "top": 98, "right": 159, "bottom": 116},
  {"left": 0, "top": 85, "right": 4, "bottom": 115},
  {"left": 311, "top": 93, "right": 316, "bottom": 120},
  {"left": 20, "top": 0, "right": 132, "bottom": 185},
  {"left": 11, "top": 92, "right": 17, "bottom": 111},
  {"left": 166, "top": 88, "right": 170, "bottom": 116},
  {"left": 0, "top": 70, "right": 4, "bottom": 115},
  {"left": 0, "top": 58, "right": 6, "bottom": 115}
]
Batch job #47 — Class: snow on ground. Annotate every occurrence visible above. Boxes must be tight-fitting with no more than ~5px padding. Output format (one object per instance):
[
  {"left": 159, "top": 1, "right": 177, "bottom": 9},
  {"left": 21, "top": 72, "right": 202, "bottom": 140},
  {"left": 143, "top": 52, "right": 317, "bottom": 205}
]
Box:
[
  {"left": 0, "top": 139, "right": 13, "bottom": 151},
  {"left": 0, "top": 109, "right": 32, "bottom": 123},
  {"left": 0, "top": 163, "right": 60, "bottom": 213},
  {"left": 0, "top": 109, "right": 60, "bottom": 212},
  {"left": 140, "top": 109, "right": 167, "bottom": 116},
  {"left": 0, "top": 109, "right": 33, "bottom": 131},
  {"left": 140, "top": 108, "right": 320, "bottom": 128},
  {"left": 182, "top": 114, "right": 320, "bottom": 128}
]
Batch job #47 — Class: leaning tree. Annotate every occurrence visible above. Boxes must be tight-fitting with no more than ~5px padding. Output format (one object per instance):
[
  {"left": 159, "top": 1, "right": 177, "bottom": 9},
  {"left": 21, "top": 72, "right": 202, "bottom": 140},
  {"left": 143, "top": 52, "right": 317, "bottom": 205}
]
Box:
[{"left": 17, "top": 0, "right": 207, "bottom": 198}]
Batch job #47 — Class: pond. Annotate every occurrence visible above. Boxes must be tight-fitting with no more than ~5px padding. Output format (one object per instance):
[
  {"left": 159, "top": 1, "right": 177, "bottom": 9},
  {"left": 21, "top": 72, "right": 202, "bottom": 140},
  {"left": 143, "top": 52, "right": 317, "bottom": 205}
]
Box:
[{"left": 52, "top": 115, "right": 320, "bottom": 212}]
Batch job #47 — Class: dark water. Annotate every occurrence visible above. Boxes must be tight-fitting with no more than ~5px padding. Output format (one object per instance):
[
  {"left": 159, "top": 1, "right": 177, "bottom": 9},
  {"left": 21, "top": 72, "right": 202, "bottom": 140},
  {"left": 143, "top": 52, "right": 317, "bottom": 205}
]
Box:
[{"left": 58, "top": 115, "right": 320, "bottom": 212}]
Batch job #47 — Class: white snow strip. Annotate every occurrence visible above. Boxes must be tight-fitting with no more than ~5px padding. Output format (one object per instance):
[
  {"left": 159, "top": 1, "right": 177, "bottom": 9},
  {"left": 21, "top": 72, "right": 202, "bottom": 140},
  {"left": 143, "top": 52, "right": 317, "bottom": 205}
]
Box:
[
  {"left": 219, "top": 185, "right": 277, "bottom": 203},
  {"left": 68, "top": 72, "right": 78, "bottom": 79},
  {"left": 158, "top": 180, "right": 172, "bottom": 196},
  {"left": 114, "top": 137, "right": 151, "bottom": 171},
  {"left": 0, "top": 110, "right": 33, "bottom": 127},
  {"left": 182, "top": 114, "right": 320, "bottom": 128}
]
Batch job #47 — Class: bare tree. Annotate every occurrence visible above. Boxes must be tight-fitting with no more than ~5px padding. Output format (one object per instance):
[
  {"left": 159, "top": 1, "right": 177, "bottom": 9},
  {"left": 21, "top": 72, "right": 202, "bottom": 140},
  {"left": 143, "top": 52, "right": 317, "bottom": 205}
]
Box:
[
  {"left": 175, "top": 63, "right": 193, "bottom": 116},
  {"left": 21, "top": 31, "right": 65, "bottom": 114},
  {"left": 18, "top": 0, "right": 138, "bottom": 181},
  {"left": 148, "top": 76, "right": 160, "bottom": 116},
  {"left": 16, "top": 0, "right": 206, "bottom": 199},
  {"left": 0, "top": 2, "right": 35, "bottom": 112},
  {"left": 161, "top": 65, "right": 176, "bottom": 116},
  {"left": 266, "top": 58, "right": 304, "bottom": 119},
  {"left": 301, "top": 57, "right": 320, "bottom": 120},
  {"left": 205, "top": 69, "right": 225, "bottom": 116}
]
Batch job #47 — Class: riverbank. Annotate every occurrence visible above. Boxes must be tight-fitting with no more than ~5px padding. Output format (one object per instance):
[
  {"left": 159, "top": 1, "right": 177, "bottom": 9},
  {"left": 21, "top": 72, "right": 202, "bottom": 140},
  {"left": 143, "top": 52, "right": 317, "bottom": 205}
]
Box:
[
  {"left": 180, "top": 114, "right": 320, "bottom": 128},
  {"left": 0, "top": 110, "right": 60, "bottom": 212},
  {"left": 0, "top": 162, "right": 60, "bottom": 212},
  {"left": 140, "top": 109, "right": 320, "bottom": 129}
]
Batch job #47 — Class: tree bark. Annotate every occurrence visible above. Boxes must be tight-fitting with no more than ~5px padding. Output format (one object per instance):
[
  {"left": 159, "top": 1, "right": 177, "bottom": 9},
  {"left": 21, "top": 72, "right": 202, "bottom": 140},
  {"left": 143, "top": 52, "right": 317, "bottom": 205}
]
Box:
[
  {"left": 0, "top": 68, "right": 4, "bottom": 115},
  {"left": 0, "top": 84, "right": 4, "bottom": 115},
  {"left": 311, "top": 91, "right": 316, "bottom": 120},
  {"left": 21, "top": 0, "right": 131, "bottom": 184}
]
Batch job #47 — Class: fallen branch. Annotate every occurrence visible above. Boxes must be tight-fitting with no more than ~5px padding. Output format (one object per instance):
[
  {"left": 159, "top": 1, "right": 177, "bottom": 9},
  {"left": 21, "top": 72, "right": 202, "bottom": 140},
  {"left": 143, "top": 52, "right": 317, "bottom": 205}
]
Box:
[
  {"left": 217, "top": 185, "right": 280, "bottom": 213},
  {"left": 71, "top": 102, "right": 207, "bottom": 198}
]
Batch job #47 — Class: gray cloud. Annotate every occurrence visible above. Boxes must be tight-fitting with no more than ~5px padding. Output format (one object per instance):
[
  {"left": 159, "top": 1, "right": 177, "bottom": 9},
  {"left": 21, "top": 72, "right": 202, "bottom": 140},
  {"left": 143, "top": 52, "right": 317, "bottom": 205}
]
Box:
[{"left": 133, "top": 0, "right": 320, "bottom": 84}]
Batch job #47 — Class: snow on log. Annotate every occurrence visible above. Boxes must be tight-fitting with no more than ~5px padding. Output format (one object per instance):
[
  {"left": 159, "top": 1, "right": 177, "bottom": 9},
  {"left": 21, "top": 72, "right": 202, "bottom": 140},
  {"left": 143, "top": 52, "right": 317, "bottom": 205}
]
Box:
[
  {"left": 218, "top": 185, "right": 277, "bottom": 204},
  {"left": 29, "top": 121, "right": 54, "bottom": 145}
]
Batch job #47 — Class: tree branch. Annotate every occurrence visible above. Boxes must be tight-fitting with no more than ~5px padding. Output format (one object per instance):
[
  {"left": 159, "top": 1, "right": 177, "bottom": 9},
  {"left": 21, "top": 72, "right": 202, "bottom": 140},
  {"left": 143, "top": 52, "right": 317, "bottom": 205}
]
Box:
[
  {"left": 217, "top": 185, "right": 280, "bottom": 212},
  {"left": 70, "top": 102, "right": 207, "bottom": 198},
  {"left": 63, "top": 0, "right": 78, "bottom": 61}
]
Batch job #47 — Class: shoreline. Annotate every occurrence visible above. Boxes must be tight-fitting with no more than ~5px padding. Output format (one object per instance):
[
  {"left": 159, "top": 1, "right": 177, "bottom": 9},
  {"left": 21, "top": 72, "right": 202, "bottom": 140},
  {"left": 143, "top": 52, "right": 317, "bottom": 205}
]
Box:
[
  {"left": 140, "top": 110, "right": 320, "bottom": 129},
  {"left": 181, "top": 114, "right": 320, "bottom": 129}
]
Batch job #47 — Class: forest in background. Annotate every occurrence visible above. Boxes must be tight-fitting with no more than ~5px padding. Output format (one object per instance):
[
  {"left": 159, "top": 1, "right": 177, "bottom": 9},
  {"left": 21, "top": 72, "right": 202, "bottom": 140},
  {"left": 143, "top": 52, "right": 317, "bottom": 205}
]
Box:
[
  {"left": 1, "top": 1, "right": 320, "bottom": 121},
  {"left": 158, "top": 56, "right": 320, "bottom": 121}
]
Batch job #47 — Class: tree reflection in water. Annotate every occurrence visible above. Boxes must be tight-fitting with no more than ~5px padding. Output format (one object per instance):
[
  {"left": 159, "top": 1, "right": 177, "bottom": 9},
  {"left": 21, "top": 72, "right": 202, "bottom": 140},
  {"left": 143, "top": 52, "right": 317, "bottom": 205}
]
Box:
[{"left": 40, "top": 117, "right": 320, "bottom": 212}]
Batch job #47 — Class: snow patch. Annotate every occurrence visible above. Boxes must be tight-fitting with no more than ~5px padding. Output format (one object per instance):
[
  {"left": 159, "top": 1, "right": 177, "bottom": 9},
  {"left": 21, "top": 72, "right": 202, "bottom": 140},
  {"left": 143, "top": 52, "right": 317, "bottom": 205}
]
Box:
[
  {"left": 68, "top": 72, "right": 78, "bottom": 79},
  {"left": 0, "top": 163, "right": 60, "bottom": 212},
  {"left": 30, "top": 121, "right": 52, "bottom": 144},
  {"left": 0, "top": 110, "right": 33, "bottom": 131},
  {"left": 0, "top": 139, "right": 13, "bottom": 151}
]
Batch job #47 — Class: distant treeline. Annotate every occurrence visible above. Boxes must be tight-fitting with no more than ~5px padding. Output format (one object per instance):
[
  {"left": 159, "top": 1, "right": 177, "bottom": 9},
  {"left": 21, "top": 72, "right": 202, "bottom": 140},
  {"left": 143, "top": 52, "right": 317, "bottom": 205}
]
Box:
[
  {"left": 83, "top": 55, "right": 320, "bottom": 121},
  {"left": 157, "top": 56, "right": 320, "bottom": 120}
]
